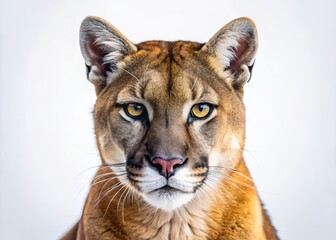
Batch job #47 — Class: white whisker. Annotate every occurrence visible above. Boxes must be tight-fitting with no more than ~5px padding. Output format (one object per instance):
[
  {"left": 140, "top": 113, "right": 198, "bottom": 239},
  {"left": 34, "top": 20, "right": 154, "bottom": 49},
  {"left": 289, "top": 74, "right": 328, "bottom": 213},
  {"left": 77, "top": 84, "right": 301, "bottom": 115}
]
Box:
[
  {"left": 96, "top": 178, "right": 127, "bottom": 206},
  {"left": 103, "top": 183, "right": 129, "bottom": 218}
]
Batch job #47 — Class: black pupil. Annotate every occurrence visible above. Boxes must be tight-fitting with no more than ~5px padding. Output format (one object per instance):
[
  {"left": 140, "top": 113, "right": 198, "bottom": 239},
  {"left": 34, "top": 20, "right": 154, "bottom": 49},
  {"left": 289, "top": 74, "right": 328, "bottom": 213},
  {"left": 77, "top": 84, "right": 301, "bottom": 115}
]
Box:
[
  {"left": 134, "top": 104, "right": 142, "bottom": 111},
  {"left": 198, "top": 104, "right": 208, "bottom": 112}
]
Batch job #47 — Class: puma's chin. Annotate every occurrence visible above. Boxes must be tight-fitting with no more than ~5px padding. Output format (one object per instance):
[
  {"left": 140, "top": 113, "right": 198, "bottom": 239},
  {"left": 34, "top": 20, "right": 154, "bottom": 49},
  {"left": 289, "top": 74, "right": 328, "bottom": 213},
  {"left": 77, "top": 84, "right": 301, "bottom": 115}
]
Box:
[{"left": 142, "top": 188, "right": 194, "bottom": 211}]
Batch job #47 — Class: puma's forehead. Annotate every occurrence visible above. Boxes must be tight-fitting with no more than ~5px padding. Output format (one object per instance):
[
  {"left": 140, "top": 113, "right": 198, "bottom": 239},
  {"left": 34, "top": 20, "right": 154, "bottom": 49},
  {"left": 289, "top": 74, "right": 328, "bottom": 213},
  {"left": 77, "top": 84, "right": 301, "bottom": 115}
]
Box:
[
  {"left": 116, "top": 69, "right": 219, "bottom": 106},
  {"left": 135, "top": 40, "right": 204, "bottom": 67},
  {"left": 113, "top": 41, "right": 223, "bottom": 106}
]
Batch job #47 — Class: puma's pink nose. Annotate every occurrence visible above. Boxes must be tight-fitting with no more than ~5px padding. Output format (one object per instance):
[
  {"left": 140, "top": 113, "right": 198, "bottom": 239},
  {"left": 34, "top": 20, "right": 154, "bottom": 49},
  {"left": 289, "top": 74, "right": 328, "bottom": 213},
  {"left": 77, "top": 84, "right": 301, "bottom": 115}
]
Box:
[{"left": 152, "top": 158, "right": 183, "bottom": 178}]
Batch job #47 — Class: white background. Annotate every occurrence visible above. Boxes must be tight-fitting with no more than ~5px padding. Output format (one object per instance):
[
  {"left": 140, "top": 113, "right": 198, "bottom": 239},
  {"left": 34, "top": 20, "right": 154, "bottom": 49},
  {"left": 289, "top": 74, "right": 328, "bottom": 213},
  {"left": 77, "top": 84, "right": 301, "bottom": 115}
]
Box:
[{"left": 0, "top": 0, "right": 335, "bottom": 239}]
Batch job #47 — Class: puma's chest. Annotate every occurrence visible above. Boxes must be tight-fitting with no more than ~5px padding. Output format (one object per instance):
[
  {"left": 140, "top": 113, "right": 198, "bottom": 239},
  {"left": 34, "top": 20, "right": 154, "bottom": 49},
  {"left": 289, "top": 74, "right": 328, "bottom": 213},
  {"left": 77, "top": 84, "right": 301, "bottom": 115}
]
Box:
[{"left": 126, "top": 206, "right": 210, "bottom": 240}]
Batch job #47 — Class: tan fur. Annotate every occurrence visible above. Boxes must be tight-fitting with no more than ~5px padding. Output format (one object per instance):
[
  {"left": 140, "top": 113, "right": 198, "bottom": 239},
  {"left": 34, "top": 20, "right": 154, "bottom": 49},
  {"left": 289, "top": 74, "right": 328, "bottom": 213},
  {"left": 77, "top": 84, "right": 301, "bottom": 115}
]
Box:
[{"left": 61, "top": 16, "right": 278, "bottom": 240}]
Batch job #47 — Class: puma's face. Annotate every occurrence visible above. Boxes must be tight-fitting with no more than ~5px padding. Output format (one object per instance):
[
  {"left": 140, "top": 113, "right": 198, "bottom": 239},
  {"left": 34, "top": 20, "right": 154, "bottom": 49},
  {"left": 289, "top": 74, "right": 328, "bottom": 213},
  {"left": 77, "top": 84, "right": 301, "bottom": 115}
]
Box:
[{"left": 80, "top": 17, "right": 258, "bottom": 211}]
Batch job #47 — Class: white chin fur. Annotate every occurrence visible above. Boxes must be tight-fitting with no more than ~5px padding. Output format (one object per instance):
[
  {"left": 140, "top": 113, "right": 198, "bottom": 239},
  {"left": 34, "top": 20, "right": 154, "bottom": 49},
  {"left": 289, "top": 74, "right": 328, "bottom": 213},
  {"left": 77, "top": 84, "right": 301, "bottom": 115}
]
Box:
[{"left": 142, "top": 191, "right": 194, "bottom": 211}]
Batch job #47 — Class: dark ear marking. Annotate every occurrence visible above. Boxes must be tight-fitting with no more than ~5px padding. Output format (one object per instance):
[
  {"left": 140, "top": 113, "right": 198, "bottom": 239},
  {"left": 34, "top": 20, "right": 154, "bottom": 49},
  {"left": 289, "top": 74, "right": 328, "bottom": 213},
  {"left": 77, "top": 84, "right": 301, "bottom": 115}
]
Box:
[
  {"left": 85, "top": 63, "right": 91, "bottom": 79},
  {"left": 247, "top": 61, "right": 255, "bottom": 83}
]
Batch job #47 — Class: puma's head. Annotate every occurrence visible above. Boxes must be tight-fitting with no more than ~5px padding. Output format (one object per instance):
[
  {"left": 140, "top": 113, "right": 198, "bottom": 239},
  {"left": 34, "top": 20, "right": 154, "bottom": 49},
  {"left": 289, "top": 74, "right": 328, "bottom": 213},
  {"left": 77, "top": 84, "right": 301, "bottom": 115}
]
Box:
[{"left": 80, "top": 16, "right": 258, "bottom": 211}]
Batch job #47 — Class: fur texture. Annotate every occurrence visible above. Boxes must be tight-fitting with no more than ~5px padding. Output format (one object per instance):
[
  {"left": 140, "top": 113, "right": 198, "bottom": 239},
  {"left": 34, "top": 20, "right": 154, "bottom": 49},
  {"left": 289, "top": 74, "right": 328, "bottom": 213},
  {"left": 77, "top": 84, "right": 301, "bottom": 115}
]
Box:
[{"left": 61, "top": 16, "right": 278, "bottom": 240}]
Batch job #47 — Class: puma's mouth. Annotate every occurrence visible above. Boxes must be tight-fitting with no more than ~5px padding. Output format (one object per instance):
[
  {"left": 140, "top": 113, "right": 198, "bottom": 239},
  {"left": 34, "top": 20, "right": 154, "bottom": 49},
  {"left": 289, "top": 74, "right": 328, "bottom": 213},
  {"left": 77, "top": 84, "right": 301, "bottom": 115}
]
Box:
[
  {"left": 150, "top": 184, "right": 191, "bottom": 194},
  {"left": 124, "top": 154, "right": 209, "bottom": 211},
  {"left": 125, "top": 159, "right": 208, "bottom": 211},
  {"left": 158, "top": 185, "right": 180, "bottom": 191}
]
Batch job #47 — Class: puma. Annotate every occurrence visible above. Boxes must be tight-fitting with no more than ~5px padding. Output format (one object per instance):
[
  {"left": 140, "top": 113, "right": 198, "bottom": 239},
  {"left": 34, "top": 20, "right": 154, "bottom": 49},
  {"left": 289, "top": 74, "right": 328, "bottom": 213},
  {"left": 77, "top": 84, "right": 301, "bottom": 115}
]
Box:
[{"left": 62, "top": 16, "right": 278, "bottom": 240}]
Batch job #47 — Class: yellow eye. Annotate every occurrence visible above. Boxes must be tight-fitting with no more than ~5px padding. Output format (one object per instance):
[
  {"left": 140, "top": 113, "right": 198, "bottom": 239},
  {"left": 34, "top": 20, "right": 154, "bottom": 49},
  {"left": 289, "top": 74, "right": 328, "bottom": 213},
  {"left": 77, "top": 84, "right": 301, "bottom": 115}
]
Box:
[
  {"left": 125, "top": 103, "right": 145, "bottom": 118},
  {"left": 191, "top": 103, "right": 212, "bottom": 119}
]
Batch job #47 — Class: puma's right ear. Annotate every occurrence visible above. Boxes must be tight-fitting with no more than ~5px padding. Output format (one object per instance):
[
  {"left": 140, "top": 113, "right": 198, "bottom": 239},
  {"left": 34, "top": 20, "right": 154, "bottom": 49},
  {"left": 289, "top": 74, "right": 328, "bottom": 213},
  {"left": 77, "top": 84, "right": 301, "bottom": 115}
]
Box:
[
  {"left": 201, "top": 17, "right": 258, "bottom": 88},
  {"left": 80, "top": 16, "right": 137, "bottom": 92}
]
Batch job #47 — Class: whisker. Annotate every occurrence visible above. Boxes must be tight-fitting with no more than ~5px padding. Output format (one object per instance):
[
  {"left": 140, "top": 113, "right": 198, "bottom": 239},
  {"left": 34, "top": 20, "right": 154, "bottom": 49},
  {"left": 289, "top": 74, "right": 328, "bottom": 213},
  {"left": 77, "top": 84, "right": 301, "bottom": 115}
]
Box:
[
  {"left": 91, "top": 173, "right": 127, "bottom": 190},
  {"left": 130, "top": 188, "right": 137, "bottom": 208},
  {"left": 226, "top": 179, "right": 250, "bottom": 198},
  {"left": 78, "top": 171, "right": 117, "bottom": 194},
  {"left": 120, "top": 186, "right": 132, "bottom": 223},
  {"left": 208, "top": 165, "right": 254, "bottom": 182},
  {"left": 200, "top": 181, "right": 230, "bottom": 208},
  {"left": 77, "top": 165, "right": 127, "bottom": 194},
  {"left": 75, "top": 164, "right": 111, "bottom": 177},
  {"left": 116, "top": 186, "right": 128, "bottom": 218},
  {"left": 85, "top": 172, "right": 126, "bottom": 195},
  {"left": 92, "top": 171, "right": 124, "bottom": 183},
  {"left": 89, "top": 177, "right": 114, "bottom": 189},
  {"left": 243, "top": 148, "right": 257, "bottom": 161},
  {"left": 103, "top": 183, "right": 128, "bottom": 218},
  {"left": 208, "top": 168, "right": 255, "bottom": 189},
  {"left": 120, "top": 68, "right": 144, "bottom": 88},
  {"left": 226, "top": 175, "right": 254, "bottom": 191},
  {"left": 94, "top": 171, "right": 126, "bottom": 181},
  {"left": 229, "top": 169, "right": 254, "bottom": 182},
  {"left": 103, "top": 162, "right": 127, "bottom": 168},
  {"left": 96, "top": 176, "right": 128, "bottom": 204},
  {"left": 208, "top": 170, "right": 253, "bottom": 198},
  {"left": 206, "top": 177, "right": 240, "bottom": 206}
]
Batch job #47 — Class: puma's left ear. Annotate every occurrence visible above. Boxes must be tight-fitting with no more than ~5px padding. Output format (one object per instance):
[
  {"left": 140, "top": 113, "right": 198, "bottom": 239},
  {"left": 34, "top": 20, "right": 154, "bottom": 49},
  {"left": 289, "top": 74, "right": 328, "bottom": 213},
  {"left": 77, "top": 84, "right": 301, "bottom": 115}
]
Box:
[{"left": 201, "top": 17, "right": 258, "bottom": 87}]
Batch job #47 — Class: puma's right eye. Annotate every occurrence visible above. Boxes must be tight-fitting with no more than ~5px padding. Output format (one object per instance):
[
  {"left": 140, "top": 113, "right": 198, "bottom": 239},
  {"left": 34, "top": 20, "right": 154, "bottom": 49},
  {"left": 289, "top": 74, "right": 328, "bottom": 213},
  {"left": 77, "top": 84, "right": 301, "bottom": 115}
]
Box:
[{"left": 124, "top": 103, "right": 146, "bottom": 119}]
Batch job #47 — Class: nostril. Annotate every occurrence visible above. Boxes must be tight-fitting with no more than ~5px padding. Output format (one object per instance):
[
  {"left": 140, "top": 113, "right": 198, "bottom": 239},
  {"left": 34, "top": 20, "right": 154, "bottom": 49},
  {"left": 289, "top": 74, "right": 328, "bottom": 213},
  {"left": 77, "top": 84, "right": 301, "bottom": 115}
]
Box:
[
  {"left": 152, "top": 162, "right": 163, "bottom": 173},
  {"left": 152, "top": 158, "right": 183, "bottom": 177}
]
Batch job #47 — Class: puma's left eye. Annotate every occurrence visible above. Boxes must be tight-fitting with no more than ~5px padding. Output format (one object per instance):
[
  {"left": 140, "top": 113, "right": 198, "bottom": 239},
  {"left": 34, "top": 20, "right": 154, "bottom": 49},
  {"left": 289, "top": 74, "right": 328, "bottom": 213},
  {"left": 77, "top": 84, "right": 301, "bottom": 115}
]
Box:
[
  {"left": 190, "top": 103, "right": 213, "bottom": 119},
  {"left": 124, "top": 103, "right": 145, "bottom": 119}
]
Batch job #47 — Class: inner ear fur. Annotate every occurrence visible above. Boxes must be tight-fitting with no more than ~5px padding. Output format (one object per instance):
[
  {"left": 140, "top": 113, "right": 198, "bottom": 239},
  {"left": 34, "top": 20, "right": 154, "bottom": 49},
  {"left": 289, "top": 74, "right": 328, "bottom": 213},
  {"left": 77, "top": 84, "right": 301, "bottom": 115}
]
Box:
[
  {"left": 79, "top": 16, "right": 137, "bottom": 92},
  {"left": 201, "top": 17, "right": 258, "bottom": 88}
]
